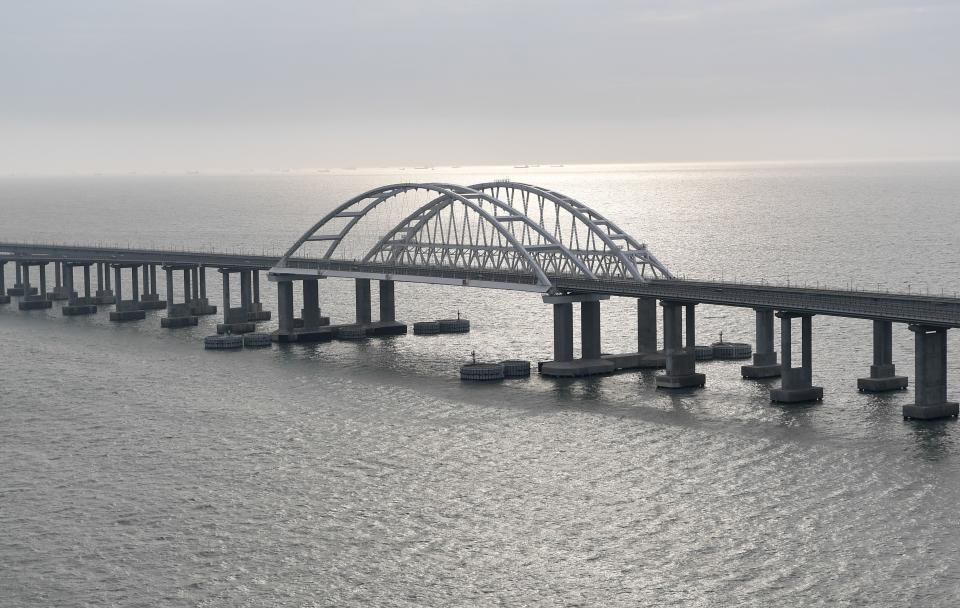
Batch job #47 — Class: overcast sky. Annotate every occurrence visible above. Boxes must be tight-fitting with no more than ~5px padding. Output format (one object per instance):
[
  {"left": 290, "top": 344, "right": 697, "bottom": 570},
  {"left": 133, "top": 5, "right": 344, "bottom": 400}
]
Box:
[{"left": 2, "top": 0, "right": 958, "bottom": 173}]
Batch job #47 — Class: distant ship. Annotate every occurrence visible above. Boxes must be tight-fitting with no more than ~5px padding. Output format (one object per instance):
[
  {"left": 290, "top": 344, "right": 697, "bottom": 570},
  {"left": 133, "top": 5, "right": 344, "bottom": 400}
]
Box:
[{"left": 513, "top": 164, "right": 529, "bottom": 169}]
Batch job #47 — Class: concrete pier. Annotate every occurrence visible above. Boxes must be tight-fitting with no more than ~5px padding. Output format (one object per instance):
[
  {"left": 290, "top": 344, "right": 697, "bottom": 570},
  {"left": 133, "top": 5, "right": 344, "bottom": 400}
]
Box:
[
  {"left": 95, "top": 262, "right": 115, "bottom": 304},
  {"left": 8, "top": 262, "right": 38, "bottom": 296},
  {"left": 19, "top": 262, "right": 54, "bottom": 310},
  {"left": 858, "top": 320, "right": 909, "bottom": 392},
  {"left": 61, "top": 262, "right": 98, "bottom": 315},
  {"left": 355, "top": 278, "right": 372, "bottom": 324},
  {"left": 273, "top": 278, "right": 331, "bottom": 342},
  {"left": 0, "top": 261, "right": 10, "bottom": 304},
  {"left": 742, "top": 308, "right": 782, "bottom": 378},
  {"left": 770, "top": 313, "right": 822, "bottom": 403},
  {"left": 540, "top": 293, "right": 615, "bottom": 377},
  {"left": 49, "top": 262, "right": 71, "bottom": 300},
  {"left": 161, "top": 265, "right": 199, "bottom": 327},
  {"left": 109, "top": 264, "right": 146, "bottom": 321},
  {"left": 903, "top": 325, "right": 958, "bottom": 420},
  {"left": 138, "top": 264, "right": 166, "bottom": 309},
  {"left": 190, "top": 266, "right": 217, "bottom": 315},
  {"left": 216, "top": 269, "right": 256, "bottom": 334},
  {"left": 655, "top": 301, "right": 705, "bottom": 388},
  {"left": 245, "top": 270, "right": 269, "bottom": 320}
]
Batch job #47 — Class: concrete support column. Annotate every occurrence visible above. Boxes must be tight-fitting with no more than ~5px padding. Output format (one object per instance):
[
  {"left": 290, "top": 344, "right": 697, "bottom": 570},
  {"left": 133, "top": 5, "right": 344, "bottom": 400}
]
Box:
[
  {"left": 742, "top": 308, "right": 781, "bottom": 378},
  {"left": 192, "top": 267, "right": 200, "bottom": 301},
  {"left": 0, "top": 262, "right": 5, "bottom": 291},
  {"left": 96, "top": 263, "right": 104, "bottom": 291},
  {"left": 771, "top": 313, "right": 822, "bottom": 403},
  {"left": 150, "top": 264, "right": 157, "bottom": 295},
  {"left": 355, "top": 278, "right": 372, "bottom": 324},
  {"left": 54, "top": 262, "right": 62, "bottom": 289},
  {"left": 685, "top": 304, "right": 696, "bottom": 351},
  {"left": 142, "top": 265, "right": 150, "bottom": 298},
  {"left": 637, "top": 297, "right": 657, "bottom": 354},
  {"left": 662, "top": 302, "right": 682, "bottom": 354},
  {"left": 253, "top": 271, "right": 260, "bottom": 304},
  {"left": 183, "top": 268, "right": 192, "bottom": 305},
  {"left": 553, "top": 302, "right": 574, "bottom": 362},
  {"left": 656, "top": 301, "right": 704, "bottom": 388},
  {"left": 277, "top": 280, "right": 295, "bottom": 332},
  {"left": 104, "top": 264, "right": 112, "bottom": 291},
  {"left": 39, "top": 264, "right": 47, "bottom": 299},
  {"left": 302, "top": 278, "right": 320, "bottom": 328},
  {"left": 64, "top": 264, "right": 75, "bottom": 303},
  {"left": 903, "top": 326, "right": 957, "bottom": 419},
  {"left": 16, "top": 262, "right": 22, "bottom": 286},
  {"left": 379, "top": 280, "right": 395, "bottom": 322},
  {"left": 581, "top": 300, "right": 602, "bottom": 359},
  {"left": 801, "top": 315, "right": 812, "bottom": 376},
  {"left": 780, "top": 314, "right": 792, "bottom": 369},
  {"left": 858, "top": 320, "right": 908, "bottom": 391},
  {"left": 83, "top": 265, "right": 91, "bottom": 298},
  {"left": 131, "top": 266, "right": 140, "bottom": 303},
  {"left": 165, "top": 268, "right": 174, "bottom": 308},
  {"left": 199, "top": 267, "right": 207, "bottom": 299},
  {"left": 220, "top": 271, "right": 229, "bottom": 315},
  {"left": 240, "top": 270, "right": 252, "bottom": 311},
  {"left": 113, "top": 266, "right": 122, "bottom": 301},
  {"left": 22, "top": 264, "right": 30, "bottom": 289}
]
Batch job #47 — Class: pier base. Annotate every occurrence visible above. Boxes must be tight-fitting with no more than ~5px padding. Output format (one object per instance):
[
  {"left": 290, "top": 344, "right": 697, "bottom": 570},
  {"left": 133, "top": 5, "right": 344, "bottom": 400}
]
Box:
[
  {"left": 903, "top": 402, "right": 959, "bottom": 420},
  {"left": 540, "top": 358, "right": 616, "bottom": 377},
  {"left": 8, "top": 285, "right": 38, "bottom": 297},
  {"left": 344, "top": 320, "right": 407, "bottom": 337},
  {"left": 162, "top": 303, "right": 198, "bottom": 328},
  {"left": 0, "top": 294, "right": 9, "bottom": 304},
  {"left": 272, "top": 327, "right": 334, "bottom": 343},
  {"left": 62, "top": 300, "right": 98, "bottom": 315},
  {"left": 858, "top": 368, "right": 909, "bottom": 392},
  {"left": 110, "top": 301, "right": 146, "bottom": 322},
  {"left": 217, "top": 322, "right": 256, "bottom": 334},
  {"left": 162, "top": 316, "right": 199, "bottom": 328},
  {"left": 741, "top": 363, "right": 783, "bottom": 379},
  {"left": 771, "top": 368, "right": 824, "bottom": 403},
  {"left": 95, "top": 290, "right": 116, "bottom": 305},
  {"left": 18, "top": 297, "right": 53, "bottom": 310},
  {"left": 110, "top": 309, "right": 146, "bottom": 321},
  {"left": 601, "top": 351, "right": 666, "bottom": 370},
  {"left": 190, "top": 298, "right": 218, "bottom": 316},
  {"left": 656, "top": 370, "right": 707, "bottom": 388}
]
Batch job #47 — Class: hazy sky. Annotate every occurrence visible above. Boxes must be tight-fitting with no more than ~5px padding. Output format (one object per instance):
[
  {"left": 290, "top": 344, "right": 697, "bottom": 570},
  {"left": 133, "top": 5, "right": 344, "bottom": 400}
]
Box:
[{"left": 2, "top": 0, "right": 958, "bottom": 173}]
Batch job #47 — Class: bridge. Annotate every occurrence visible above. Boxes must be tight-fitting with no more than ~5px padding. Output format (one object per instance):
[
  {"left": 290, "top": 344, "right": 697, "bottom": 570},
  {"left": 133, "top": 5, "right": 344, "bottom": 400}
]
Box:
[{"left": 1, "top": 181, "right": 957, "bottom": 420}]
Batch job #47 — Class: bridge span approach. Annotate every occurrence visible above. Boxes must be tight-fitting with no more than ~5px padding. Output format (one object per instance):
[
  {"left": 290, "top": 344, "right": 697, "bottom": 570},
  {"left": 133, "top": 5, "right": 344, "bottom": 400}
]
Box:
[{"left": 1, "top": 181, "right": 958, "bottom": 420}]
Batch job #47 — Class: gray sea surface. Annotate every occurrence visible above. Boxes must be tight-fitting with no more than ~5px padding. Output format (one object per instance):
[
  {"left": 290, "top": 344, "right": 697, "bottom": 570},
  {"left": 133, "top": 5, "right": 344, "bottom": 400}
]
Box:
[{"left": 2, "top": 161, "right": 960, "bottom": 606}]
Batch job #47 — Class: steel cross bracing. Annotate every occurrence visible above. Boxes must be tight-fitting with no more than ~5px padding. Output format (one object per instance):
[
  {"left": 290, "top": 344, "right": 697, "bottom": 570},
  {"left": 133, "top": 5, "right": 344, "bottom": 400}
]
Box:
[{"left": 274, "top": 181, "right": 672, "bottom": 291}]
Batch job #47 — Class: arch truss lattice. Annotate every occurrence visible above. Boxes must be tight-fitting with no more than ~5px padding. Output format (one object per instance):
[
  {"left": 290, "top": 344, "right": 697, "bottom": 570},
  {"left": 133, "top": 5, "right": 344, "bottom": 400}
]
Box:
[{"left": 271, "top": 182, "right": 672, "bottom": 292}]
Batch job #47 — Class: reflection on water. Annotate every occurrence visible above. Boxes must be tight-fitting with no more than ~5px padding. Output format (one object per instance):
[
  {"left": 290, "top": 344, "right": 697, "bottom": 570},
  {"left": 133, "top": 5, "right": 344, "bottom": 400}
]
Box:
[{"left": 3, "top": 161, "right": 960, "bottom": 605}]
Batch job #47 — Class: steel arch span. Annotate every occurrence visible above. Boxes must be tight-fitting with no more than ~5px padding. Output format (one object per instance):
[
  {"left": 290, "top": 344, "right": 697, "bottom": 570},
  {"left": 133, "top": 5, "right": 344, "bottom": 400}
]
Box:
[{"left": 270, "top": 182, "right": 672, "bottom": 292}]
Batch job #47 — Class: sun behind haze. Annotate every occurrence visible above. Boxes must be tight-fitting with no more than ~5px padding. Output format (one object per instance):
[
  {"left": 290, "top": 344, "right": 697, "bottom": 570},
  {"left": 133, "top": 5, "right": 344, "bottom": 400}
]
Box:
[{"left": 2, "top": 0, "right": 958, "bottom": 174}]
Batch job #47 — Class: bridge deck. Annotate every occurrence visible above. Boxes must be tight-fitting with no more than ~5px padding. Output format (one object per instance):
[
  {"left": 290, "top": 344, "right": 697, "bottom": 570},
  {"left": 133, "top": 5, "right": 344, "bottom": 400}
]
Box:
[{"left": 2, "top": 242, "right": 959, "bottom": 327}]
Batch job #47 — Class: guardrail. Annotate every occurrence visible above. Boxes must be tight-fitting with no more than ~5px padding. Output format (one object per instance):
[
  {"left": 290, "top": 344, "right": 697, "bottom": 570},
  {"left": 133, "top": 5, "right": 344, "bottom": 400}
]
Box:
[{"left": 4, "top": 241, "right": 960, "bottom": 326}]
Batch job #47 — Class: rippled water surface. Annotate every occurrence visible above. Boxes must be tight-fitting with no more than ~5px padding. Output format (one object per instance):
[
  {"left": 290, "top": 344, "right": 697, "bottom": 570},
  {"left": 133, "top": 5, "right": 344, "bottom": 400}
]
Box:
[{"left": 2, "top": 162, "right": 960, "bottom": 606}]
